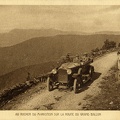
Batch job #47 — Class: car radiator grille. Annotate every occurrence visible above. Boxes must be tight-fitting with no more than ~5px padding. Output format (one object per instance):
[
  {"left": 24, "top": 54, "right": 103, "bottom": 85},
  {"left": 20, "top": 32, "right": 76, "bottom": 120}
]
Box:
[{"left": 58, "top": 69, "right": 68, "bottom": 83}]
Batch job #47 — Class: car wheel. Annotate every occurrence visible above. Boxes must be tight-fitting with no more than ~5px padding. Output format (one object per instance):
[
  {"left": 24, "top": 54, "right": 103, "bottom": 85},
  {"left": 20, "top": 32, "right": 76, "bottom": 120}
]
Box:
[
  {"left": 78, "top": 68, "right": 82, "bottom": 74},
  {"left": 89, "top": 66, "right": 94, "bottom": 80},
  {"left": 47, "top": 77, "right": 53, "bottom": 91},
  {"left": 73, "top": 79, "right": 78, "bottom": 93}
]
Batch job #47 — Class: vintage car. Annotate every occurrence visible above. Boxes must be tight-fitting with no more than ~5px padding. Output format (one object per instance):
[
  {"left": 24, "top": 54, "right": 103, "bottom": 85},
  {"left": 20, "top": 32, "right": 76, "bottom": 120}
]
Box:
[{"left": 46, "top": 58, "right": 94, "bottom": 93}]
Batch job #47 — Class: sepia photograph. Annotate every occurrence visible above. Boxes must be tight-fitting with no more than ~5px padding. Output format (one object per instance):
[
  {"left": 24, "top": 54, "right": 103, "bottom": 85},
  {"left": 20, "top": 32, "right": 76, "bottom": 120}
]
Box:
[{"left": 0, "top": 1, "right": 120, "bottom": 119}]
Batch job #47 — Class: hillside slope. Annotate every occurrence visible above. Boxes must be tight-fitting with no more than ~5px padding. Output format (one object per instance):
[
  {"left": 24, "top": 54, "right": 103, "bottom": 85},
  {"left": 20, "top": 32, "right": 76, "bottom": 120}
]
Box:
[
  {"left": 0, "top": 34, "right": 120, "bottom": 76},
  {"left": 0, "top": 61, "right": 56, "bottom": 92}
]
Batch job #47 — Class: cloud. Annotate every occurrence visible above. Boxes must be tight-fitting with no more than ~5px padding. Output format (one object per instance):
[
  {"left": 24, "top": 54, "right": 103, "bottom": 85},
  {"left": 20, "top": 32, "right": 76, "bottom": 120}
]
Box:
[
  {"left": 102, "top": 5, "right": 120, "bottom": 12},
  {"left": 0, "top": 5, "right": 120, "bottom": 32}
]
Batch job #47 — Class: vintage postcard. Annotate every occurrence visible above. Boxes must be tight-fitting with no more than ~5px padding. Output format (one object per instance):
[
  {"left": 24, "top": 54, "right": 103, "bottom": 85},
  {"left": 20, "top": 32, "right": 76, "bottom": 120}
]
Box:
[{"left": 0, "top": 0, "right": 120, "bottom": 120}]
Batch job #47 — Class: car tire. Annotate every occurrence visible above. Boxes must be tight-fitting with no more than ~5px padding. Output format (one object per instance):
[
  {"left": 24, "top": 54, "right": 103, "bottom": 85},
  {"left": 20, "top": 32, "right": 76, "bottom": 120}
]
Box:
[
  {"left": 89, "top": 66, "right": 94, "bottom": 80},
  {"left": 78, "top": 68, "right": 82, "bottom": 74},
  {"left": 73, "top": 79, "right": 78, "bottom": 94},
  {"left": 47, "top": 77, "right": 53, "bottom": 91}
]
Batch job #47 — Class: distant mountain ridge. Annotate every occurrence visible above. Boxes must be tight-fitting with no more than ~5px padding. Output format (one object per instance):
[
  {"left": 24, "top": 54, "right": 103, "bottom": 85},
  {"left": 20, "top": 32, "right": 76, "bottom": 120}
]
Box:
[
  {"left": 0, "top": 28, "right": 89, "bottom": 47},
  {"left": 1, "top": 28, "right": 120, "bottom": 47},
  {"left": 95, "top": 31, "right": 120, "bottom": 35},
  {"left": 0, "top": 28, "right": 68, "bottom": 47}
]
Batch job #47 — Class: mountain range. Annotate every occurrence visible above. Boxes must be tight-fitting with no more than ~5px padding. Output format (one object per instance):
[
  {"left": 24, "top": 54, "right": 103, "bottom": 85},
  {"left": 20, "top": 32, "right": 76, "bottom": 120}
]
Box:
[
  {"left": 95, "top": 31, "right": 120, "bottom": 35},
  {"left": 1, "top": 28, "right": 120, "bottom": 47},
  {"left": 0, "top": 28, "right": 89, "bottom": 47}
]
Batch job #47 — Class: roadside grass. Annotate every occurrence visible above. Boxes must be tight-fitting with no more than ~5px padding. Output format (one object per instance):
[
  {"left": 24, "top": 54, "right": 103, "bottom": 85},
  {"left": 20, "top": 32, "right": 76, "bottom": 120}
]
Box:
[{"left": 82, "top": 64, "right": 120, "bottom": 110}]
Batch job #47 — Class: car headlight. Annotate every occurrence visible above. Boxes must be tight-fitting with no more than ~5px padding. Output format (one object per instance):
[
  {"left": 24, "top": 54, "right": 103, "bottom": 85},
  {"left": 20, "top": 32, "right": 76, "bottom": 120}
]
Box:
[
  {"left": 80, "top": 62, "right": 84, "bottom": 65},
  {"left": 67, "top": 69, "right": 72, "bottom": 74},
  {"left": 52, "top": 69, "right": 57, "bottom": 74}
]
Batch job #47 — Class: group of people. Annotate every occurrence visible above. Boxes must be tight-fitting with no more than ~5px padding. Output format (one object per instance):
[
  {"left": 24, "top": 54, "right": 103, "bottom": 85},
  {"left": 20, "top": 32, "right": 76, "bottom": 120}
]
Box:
[
  {"left": 56, "top": 52, "right": 93, "bottom": 67},
  {"left": 62, "top": 53, "right": 91, "bottom": 64}
]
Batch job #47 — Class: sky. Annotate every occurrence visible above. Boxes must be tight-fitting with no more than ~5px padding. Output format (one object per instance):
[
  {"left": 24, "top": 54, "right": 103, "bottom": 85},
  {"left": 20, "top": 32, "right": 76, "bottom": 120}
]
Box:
[{"left": 0, "top": 5, "right": 120, "bottom": 33}]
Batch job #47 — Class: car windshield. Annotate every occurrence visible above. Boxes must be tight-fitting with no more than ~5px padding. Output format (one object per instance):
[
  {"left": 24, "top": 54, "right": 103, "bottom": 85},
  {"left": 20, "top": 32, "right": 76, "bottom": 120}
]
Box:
[{"left": 59, "top": 62, "right": 80, "bottom": 69}]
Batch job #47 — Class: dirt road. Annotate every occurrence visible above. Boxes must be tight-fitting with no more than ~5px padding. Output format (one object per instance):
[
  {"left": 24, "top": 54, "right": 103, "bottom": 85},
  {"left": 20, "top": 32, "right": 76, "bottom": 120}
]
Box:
[{"left": 3, "top": 52, "right": 118, "bottom": 110}]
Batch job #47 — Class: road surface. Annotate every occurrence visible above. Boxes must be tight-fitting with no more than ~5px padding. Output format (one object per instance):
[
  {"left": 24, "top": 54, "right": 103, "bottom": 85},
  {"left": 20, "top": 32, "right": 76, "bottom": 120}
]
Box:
[{"left": 2, "top": 52, "right": 118, "bottom": 110}]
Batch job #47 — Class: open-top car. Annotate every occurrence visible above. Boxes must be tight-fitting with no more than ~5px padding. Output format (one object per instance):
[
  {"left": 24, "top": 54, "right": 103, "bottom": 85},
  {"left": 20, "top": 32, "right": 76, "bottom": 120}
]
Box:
[{"left": 46, "top": 56, "right": 94, "bottom": 93}]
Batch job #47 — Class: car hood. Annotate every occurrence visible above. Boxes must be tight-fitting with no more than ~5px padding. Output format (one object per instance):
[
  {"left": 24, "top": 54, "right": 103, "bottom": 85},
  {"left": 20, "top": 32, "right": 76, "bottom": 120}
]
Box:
[{"left": 59, "top": 62, "right": 80, "bottom": 70}]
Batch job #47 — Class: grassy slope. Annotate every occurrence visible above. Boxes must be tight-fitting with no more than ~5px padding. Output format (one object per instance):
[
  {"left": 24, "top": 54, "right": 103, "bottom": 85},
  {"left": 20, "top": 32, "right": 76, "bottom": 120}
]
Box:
[{"left": 82, "top": 64, "right": 120, "bottom": 110}]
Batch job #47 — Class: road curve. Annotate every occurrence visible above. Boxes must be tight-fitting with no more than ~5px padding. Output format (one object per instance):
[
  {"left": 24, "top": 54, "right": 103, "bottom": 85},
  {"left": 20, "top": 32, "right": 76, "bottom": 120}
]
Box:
[{"left": 7, "top": 52, "right": 118, "bottom": 110}]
